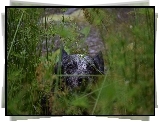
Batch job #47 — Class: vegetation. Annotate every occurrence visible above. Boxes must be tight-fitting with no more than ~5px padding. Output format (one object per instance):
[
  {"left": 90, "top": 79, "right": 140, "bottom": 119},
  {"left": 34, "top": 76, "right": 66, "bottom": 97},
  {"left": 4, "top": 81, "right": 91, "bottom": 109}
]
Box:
[{"left": 7, "top": 8, "right": 154, "bottom": 115}]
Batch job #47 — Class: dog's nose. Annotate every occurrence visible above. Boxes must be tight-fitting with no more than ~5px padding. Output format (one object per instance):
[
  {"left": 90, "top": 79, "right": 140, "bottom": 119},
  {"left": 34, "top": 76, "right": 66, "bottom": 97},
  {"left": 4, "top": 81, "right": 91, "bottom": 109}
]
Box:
[{"left": 78, "top": 77, "right": 83, "bottom": 85}]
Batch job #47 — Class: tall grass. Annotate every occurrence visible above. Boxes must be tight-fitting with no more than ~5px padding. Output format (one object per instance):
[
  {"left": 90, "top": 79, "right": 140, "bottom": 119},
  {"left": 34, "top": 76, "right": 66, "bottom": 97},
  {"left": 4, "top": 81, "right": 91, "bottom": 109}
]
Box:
[
  {"left": 93, "top": 8, "right": 154, "bottom": 115},
  {"left": 7, "top": 8, "right": 44, "bottom": 115},
  {"left": 7, "top": 8, "right": 154, "bottom": 115}
]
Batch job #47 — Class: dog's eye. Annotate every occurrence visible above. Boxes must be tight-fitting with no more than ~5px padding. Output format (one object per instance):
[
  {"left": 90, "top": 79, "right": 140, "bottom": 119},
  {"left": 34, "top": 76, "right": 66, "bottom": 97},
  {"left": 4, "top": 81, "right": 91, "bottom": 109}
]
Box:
[
  {"left": 67, "top": 63, "right": 74, "bottom": 69},
  {"left": 88, "top": 65, "right": 96, "bottom": 71},
  {"left": 66, "top": 62, "right": 77, "bottom": 74}
]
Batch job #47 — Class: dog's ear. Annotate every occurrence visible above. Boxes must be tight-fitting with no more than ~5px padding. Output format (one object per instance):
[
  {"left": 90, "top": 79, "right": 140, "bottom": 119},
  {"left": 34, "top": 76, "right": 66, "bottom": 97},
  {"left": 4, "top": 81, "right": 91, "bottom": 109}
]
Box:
[
  {"left": 93, "top": 51, "right": 104, "bottom": 74},
  {"left": 61, "top": 49, "right": 68, "bottom": 59}
]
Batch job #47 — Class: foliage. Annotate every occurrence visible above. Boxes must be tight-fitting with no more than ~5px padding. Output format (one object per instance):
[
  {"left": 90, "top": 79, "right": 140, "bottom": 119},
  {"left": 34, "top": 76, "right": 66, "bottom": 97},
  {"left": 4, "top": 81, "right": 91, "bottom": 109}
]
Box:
[{"left": 7, "top": 8, "right": 154, "bottom": 115}]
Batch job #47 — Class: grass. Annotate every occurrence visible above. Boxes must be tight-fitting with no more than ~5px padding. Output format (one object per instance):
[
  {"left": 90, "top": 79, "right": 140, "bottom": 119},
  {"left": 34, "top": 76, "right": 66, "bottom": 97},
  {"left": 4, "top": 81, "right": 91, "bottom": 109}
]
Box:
[{"left": 7, "top": 8, "right": 154, "bottom": 115}]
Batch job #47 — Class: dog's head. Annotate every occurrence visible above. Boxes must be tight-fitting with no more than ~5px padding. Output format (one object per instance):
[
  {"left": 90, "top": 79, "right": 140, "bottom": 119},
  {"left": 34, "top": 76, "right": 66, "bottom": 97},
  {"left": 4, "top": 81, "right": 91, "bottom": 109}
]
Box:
[{"left": 55, "top": 49, "right": 104, "bottom": 90}]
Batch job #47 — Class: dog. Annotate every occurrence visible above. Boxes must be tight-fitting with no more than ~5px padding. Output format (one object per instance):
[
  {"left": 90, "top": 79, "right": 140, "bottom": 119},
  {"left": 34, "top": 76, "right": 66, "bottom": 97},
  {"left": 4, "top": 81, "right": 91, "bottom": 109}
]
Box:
[
  {"left": 53, "top": 48, "right": 105, "bottom": 92},
  {"left": 41, "top": 48, "right": 105, "bottom": 115}
]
